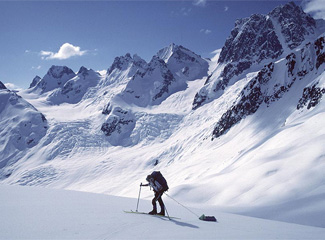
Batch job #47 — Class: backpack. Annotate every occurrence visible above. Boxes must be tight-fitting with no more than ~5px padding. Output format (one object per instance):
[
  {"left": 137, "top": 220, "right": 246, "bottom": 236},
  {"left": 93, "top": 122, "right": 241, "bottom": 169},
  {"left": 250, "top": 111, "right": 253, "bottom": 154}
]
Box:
[{"left": 151, "top": 171, "right": 169, "bottom": 192}]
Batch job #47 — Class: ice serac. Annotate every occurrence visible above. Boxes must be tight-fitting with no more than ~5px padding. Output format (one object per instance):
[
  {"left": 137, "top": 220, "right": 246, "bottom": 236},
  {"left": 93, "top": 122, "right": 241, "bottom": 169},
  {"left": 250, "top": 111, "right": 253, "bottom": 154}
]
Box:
[
  {"left": 33, "top": 65, "right": 76, "bottom": 93},
  {"left": 212, "top": 35, "right": 325, "bottom": 139},
  {"left": 0, "top": 87, "right": 48, "bottom": 177},
  {"left": 101, "top": 106, "right": 136, "bottom": 146},
  {"left": 193, "top": 1, "right": 320, "bottom": 110},
  {"left": 120, "top": 44, "right": 208, "bottom": 107},
  {"left": 47, "top": 66, "right": 100, "bottom": 104}
]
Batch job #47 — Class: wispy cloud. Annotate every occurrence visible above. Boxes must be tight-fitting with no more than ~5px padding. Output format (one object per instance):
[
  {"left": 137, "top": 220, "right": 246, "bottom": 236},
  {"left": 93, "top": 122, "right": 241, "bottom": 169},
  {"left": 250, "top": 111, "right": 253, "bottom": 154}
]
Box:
[
  {"left": 303, "top": 0, "right": 325, "bottom": 19},
  {"left": 31, "top": 65, "right": 41, "bottom": 70},
  {"left": 200, "top": 29, "right": 212, "bottom": 34},
  {"left": 40, "top": 43, "right": 87, "bottom": 60},
  {"left": 224, "top": 6, "right": 229, "bottom": 12},
  {"left": 193, "top": 0, "right": 207, "bottom": 7},
  {"left": 180, "top": 7, "right": 192, "bottom": 16}
]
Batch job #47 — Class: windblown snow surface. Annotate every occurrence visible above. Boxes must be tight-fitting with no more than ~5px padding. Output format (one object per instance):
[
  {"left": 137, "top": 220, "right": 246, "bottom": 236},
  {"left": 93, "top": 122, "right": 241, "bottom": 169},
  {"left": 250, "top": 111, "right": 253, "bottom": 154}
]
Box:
[{"left": 1, "top": 185, "right": 325, "bottom": 239}]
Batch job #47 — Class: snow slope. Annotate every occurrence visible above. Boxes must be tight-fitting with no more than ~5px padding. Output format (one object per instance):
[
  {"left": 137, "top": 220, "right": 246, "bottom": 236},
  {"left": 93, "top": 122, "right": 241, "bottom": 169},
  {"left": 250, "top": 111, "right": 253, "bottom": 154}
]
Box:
[
  {"left": 0, "top": 86, "right": 48, "bottom": 177},
  {"left": 1, "top": 185, "right": 325, "bottom": 240}
]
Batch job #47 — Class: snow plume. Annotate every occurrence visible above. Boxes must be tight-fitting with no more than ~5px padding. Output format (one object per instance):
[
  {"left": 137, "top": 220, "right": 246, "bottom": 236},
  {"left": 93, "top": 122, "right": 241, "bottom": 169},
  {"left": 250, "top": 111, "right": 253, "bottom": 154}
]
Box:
[
  {"left": 40, "top": 43, "right": 87, "bottom": 60},
  {"left": 302, "top": 0, "right": 325, "bottom": 20}
]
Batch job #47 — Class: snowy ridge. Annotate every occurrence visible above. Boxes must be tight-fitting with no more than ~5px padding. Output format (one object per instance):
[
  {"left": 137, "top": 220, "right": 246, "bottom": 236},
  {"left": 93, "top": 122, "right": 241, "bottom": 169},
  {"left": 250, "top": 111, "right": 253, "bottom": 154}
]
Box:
[
  {"left": 47, "top": 66, "right": 100, "bottom": 104},
  {"left": 32, "top": 65, "right": 76, "bottom": 94}
]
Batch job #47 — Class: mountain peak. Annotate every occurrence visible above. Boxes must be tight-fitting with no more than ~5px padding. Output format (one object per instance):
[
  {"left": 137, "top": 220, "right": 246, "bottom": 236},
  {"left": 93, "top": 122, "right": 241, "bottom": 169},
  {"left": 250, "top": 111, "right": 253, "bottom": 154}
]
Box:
[
  {"left": 32, "top": 65, "right": 76, "bottom": 93},
  {"left": 218, "top": 12, "right": 282, "bottom": 64},
  {"left": 78, "top": 66, "right": 88, "bottom": 74},
  {"left": 77, "top": 66, "right": 97, "bottom": 78},
  {"left": 269, "top": 1, "right": 316, "bottom": 50},
  {"left": 107, "top": 53, "right": 136, "bottom": 75},
  {"left": 156, "top": 43, "right": 178, "bottom": 62},
  {"left": 29, "top": 76, "right": 41, "bottom": 89},
  {"left": 218, "top": 1, "right": 317, "bottom": 65},
  {"left": 47, "top": 65, "right": 75, "bottom": 79},
  {"left": 156, "top": 43, "right": 201, "bottom": 63}
]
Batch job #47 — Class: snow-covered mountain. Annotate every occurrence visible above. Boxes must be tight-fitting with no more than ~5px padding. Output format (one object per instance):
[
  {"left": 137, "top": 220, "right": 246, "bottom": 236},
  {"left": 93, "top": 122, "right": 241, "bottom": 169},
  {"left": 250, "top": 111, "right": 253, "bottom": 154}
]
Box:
[
  {"left": 31, "top": 65, "right": 76, "bottom": 94},
  {"left": 119, "top": 44, "right": 208, "bottom": 107},
  {"left": 47, "top": 66, "right": 101, "bottom": 104},
  {"left": 213, "top": 34, "right": 325, "bottom": 138},
  {"left": 0, "top": 82, "right": 48, "bottom": 178},
  {"left": 1, "top": 1, "right": 325, "bottom": 230},
  {"left": 193, "top": 1, "right": 325, "bottom": 109}
]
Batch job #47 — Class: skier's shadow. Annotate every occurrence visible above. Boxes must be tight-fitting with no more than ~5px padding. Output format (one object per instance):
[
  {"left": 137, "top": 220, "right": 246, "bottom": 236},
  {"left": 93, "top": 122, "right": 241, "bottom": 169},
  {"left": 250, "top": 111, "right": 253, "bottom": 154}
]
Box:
[{"left": 162, "top": 218, "right": 199, "bottom": 229}]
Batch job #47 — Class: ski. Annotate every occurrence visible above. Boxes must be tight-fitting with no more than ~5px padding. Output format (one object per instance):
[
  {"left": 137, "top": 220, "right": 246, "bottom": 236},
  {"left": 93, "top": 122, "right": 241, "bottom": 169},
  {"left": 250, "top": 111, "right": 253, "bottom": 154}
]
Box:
[{"left": 124, "top": 210, "right": 180, "bottom": 220}]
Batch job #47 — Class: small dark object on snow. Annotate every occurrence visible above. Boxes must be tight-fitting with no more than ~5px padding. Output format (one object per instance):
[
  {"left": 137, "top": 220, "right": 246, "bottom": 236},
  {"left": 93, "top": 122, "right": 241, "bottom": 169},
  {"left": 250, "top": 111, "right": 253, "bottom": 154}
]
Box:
[{"left": 199, "top": 214, "right": 217, "bottom": 222}]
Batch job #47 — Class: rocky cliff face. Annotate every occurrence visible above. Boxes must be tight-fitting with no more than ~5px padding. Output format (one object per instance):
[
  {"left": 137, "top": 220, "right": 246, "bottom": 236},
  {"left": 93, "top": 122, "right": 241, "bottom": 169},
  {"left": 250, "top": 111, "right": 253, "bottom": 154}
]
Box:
[
  {"left": 269, "top": 1, "right": 316, "bottom": 50},
  {"left": 193, "top": 1, "right": 321, "bottom": 110},
  {"left": 212, "top": 35, "right": 325, "bottom": 139},
  {"left": 29, "top": 76, "right": 41, "bottom": 89}
]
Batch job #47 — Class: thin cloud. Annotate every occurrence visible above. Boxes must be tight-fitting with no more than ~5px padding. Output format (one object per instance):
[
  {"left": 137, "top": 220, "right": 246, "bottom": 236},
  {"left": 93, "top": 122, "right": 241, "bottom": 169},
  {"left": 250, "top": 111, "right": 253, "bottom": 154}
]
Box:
[
  {"left": 180, "top": 7, "right": 192, "bottom": 16},
  {"left": 4, "top": 83, "right": 23, "bottom": 91},
  {"left": 193, "top": 0, "right": 207, "bottom": 7},
  {"left": 31, "top": 65, "right": 42, "bottom": 70},
  {"left": 40, "top": 43, "right": 87, "bottom": 60},
  {"left": 224, "top": 6, "right": 229, "bottom": 12},
  {"left": 200, "top": 29, "right": 212, "bottom": 34}
]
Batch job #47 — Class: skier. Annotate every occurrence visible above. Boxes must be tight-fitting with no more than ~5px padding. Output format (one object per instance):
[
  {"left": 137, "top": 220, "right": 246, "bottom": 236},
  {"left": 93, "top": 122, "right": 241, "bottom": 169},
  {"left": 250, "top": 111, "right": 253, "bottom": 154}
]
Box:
[{"left": 141, "top": 171, "right": 168, "bottom": 216}]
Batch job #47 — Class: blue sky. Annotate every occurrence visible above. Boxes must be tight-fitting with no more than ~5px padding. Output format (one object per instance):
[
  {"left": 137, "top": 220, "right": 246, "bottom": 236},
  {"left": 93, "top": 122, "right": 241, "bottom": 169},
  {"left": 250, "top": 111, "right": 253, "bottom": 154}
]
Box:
[{"left": 0, "top": 0, "right": 320, "bottom": 89}]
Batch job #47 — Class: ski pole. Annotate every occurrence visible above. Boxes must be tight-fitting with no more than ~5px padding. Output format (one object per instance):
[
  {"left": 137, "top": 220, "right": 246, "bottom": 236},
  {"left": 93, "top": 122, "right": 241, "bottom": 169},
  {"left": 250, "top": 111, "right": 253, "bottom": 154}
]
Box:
[
  {"left": 164, "top": 202, "right": 171, "bottom": 220},
  {"left": 136, "top": 183, "right": 142, "bottom": 212}
]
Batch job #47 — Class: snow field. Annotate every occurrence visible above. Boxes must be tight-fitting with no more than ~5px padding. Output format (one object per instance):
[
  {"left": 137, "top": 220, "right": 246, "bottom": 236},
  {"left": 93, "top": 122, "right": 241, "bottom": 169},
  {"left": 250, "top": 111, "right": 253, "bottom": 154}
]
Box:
[{"left": 1, "top": 185, "right": 325, "bottom": 240}]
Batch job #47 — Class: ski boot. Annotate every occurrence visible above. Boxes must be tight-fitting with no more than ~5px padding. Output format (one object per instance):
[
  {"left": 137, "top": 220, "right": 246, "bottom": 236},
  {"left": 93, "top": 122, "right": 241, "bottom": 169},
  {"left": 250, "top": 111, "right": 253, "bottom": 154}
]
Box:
[{"left": 148, "top": 209, "right": 157, "bottom": 215}]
